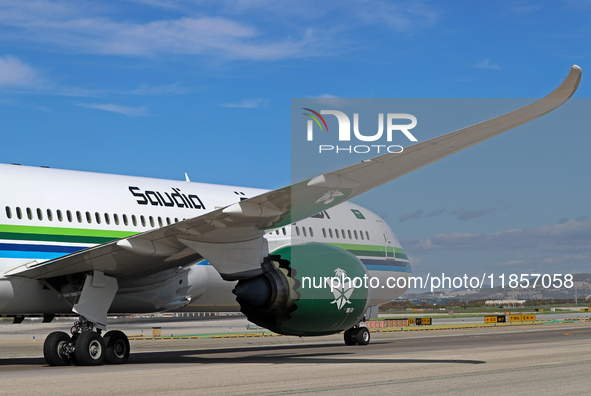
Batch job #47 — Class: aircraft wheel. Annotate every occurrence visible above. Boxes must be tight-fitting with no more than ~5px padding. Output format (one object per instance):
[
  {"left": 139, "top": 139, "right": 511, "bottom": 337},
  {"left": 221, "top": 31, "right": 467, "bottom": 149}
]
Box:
[
  {"left": 104, "top": 330, "right": 130, "bottom": 364},
  {"left": 344, "top": 328, "right": 358, "bottom": 345},
  {"left": 75, "top": 331, "right": 105, "bottom": 366},
  {"left": 43, "top": 331, "right": 72, "bottom": 366},
  {"left": 356, "top": 327, "right": 370, "bottom": 345}
]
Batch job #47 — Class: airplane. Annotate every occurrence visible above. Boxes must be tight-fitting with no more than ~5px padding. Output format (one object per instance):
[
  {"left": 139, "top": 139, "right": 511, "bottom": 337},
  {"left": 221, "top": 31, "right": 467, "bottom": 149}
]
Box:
[{"left": 0, "top": 65, "right": 581, "bottom": 366}]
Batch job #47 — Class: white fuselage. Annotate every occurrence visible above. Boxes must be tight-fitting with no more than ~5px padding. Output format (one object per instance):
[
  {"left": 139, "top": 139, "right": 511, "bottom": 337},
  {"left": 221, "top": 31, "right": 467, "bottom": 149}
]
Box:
[{"left": 0, "top": 164, "right": 410, "bottom": 316}]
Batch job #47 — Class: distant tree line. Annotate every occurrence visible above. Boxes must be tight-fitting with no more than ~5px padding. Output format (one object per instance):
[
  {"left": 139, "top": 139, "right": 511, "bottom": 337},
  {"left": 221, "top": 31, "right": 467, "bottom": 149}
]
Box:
[{"left": 380, "top": 298, "right": 587, "bottom": 311}]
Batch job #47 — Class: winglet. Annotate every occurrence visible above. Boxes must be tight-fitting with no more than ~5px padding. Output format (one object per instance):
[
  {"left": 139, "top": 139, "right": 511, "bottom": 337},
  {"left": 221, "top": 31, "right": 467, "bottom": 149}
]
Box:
[{"left": 546, "top": 64, "right": 581, "bottom": 100}]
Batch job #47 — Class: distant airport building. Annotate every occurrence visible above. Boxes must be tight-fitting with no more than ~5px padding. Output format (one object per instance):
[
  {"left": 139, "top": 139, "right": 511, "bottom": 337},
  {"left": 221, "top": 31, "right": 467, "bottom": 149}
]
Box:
[{"left": 485, "top": 300, "right": 526, "bottom": 307}]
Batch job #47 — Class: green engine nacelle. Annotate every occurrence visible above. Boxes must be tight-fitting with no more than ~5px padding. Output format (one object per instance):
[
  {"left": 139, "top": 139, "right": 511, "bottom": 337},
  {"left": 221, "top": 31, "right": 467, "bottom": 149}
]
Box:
[{"left": 233, "top": 243, "right": 369, "bottom": 336}]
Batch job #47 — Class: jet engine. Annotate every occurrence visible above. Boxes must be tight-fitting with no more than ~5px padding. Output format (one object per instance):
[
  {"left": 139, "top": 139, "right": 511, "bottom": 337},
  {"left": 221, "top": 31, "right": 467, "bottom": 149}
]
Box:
[{"left": 233, "top": 243, "right": 369, "bottom": 336}]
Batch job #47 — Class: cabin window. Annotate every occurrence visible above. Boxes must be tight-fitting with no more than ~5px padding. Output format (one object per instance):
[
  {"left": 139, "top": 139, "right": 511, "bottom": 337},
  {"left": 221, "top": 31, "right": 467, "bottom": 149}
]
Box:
[
  {"left": 302, "top": 227, "right": 307, "bottom": 237},
  {"left": 334, "top": 229, "right": 339, "bottom": 239},
  {"left": 57, "top": 210, "right": 63, "bottom": 222},
  {"left": 353, "top": 230, "right": 358, "bottom": 240},
  {"left": 16, "top": 207, "right": 22, "bottom": 219},
  {"left": 341, "top": 229, "right": 346, "bottom": 239},
  {"left": 366, "top": 231, "right": 370, "bottom": 240},
  {"left": 5, "top": 206, "right": 11, "bottom": 219},
  {"left": 104, "top": 213, "right": 110, "bottom": 225},
  {"left": 158, "top": 217, "right": 163, "bottom": 227},
  {"left": 86, "top": 212, "right": 92, "bottom": 224},
  {"left": 131, "top": 215, "right": 137, "bottom": 226},
  {"left": 66, "top": 210, "right": 72, "bottom": 222},
  {"left": 76, "top": 211, "right": 82, "bottom": 223},
  {"left": 47, "top": 209, "right": 53, "bottom": 221},
  {"left": 348, "top": 230, "right": 352, "bottom": 239},
  {"left": 329, "top": 228, "right": 333, "bottom": 238},
  {"left": 359, "top": 230, "right": 364, "bottom": 240},
  {"left": 322, "top": 228, "right": 326, "bottom": 238},
  {"left": 140, "top": 215, "right": 146, "bottom": 227},
  {"left": 282, "top": 227, "right": 286, "bottom": 235},
  {"left": 174, "top": 218, "right": 179, "bottom": 223},
  {"left": 95, "top": 212, "right": 101, "bottom": 224},
  {"left": 113, "top": 214, "right": 119, "bottom": 225},
  {"left": 36, "top": 208, "right": 43, "bottom": 221},
  {"left": 309, "top": 227, "right": 314, "bottom": 237},
  {"left": 123, "top": 214, "right": 128, "bottom": 226},
  {"left": 26, "top": 208, "right": 33, "bottom": 220},
  {"left": 166, "top": 217, "right": 171, "bottom": 225},
  {"left": 149, "top": 216, "right": 155, "bottom": 227},
  {"left": 295, "top": 226, "right": 300, "bottom": 236}
]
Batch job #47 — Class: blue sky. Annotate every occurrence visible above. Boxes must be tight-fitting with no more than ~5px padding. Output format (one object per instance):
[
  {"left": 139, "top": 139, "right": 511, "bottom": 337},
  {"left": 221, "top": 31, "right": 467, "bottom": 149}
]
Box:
[{"left": 0, "top": 1, "right": 589, "bottom": 283}]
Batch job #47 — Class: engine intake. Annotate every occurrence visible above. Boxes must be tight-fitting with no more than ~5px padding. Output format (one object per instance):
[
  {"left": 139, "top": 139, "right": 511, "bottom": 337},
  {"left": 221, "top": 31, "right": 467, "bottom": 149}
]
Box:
[{"left": 233, "top": 243, "right": 369, "bottom": 336}]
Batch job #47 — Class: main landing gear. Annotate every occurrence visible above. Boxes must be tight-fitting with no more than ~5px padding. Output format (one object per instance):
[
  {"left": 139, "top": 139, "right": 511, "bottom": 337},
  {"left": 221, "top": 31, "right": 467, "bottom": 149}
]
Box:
[
  {"left": 343, "top": 325, "right": 370, "bottom": 346},
  {"left": 43, "top": 319, "right": 130, "bottom": 366}
]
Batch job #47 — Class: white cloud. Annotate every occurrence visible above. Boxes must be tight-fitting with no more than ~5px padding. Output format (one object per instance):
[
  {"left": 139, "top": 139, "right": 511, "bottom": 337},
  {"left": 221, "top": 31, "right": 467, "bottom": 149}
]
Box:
[
  {"left": 403, "top": 217, "right": 591, "bottom": 253},
  {"left": 0, "top": 3, "right": 319, "bottom": 60},
  {"left": 126, "top": 83, "right": 194, "bottom": 96},
  {"left": 473, "top": 58, "right": 501, "bottom": 70},
  {"left": 77, "top": 103, "right": 148, "bottom": 116},
  {"left": 353, "top": 1, "right": 439, "bottom": 32},
  {"left": 0, "top": 55, "right": 39, "bottom": 87},
  {"left": 455, "top": 207, "right": 496, "bottom": 220},
  {"left": 218, "top": 98, "right": 268, "bottom": 108},
  {"left": 506, "top": 4, "right": 541, "bottom": 14},
  {"left": 399, "top": 209, "right": 424, "bottom": 223},
  {"left": 0, "top": 1, "right": 441, "bottom": 61},
  {"left": 316, "top": 94, "right": 340, "bottom": 99},
  {"left": 399, "top": 208, "right": 446, "bottom": 222}
]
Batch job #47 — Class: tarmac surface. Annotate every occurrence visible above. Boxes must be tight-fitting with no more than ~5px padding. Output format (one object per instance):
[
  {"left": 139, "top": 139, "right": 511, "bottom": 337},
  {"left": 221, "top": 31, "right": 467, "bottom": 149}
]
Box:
[{"left": 1, "top": 318, "right": 590, "bottom": 395}]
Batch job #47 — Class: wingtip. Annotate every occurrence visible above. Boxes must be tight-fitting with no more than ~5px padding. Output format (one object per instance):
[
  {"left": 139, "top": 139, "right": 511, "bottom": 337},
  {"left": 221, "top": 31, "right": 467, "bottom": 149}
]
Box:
[{"left": 546, "top": 64, "right": 582, "bottom": 99}]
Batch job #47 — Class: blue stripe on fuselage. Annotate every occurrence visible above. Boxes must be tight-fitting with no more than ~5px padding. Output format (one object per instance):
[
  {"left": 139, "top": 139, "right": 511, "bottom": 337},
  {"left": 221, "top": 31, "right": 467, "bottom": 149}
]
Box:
[
  {"left": 361, "top": 258, "right": 412, "bottom": 273},
  {"left": 0, "top": 243, "right": 85, "bottom": 259}
]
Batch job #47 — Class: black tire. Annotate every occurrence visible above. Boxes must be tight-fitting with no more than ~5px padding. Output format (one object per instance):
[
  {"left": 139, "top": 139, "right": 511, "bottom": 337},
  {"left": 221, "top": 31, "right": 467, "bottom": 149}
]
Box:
[
  {"left": 356, "top": 327, "right": 370, "bottom": 345},
  {"left": 43, "top": 331, "right": 72, "bottom": 366},
  {"left": 75, "top": 331, "right": 105, "bottom": 366},
  {"left": 104, "top": 330, "right": 130, "bottom": 364},
  {"left": 344, "top": 328, "right": 358, "bottom": 345}
]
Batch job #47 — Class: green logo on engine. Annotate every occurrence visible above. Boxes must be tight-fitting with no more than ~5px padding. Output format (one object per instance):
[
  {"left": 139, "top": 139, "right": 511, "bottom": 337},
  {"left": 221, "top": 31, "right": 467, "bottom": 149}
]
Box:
[{"left": 330, "top": 268, "right": 354, "bottom": 310}]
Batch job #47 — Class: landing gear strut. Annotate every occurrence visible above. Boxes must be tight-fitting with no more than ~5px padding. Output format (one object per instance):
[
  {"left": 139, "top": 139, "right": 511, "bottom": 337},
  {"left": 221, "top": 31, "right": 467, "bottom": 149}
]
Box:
[
  {"left": 343, "top": 325, "right": 370, "bottom": 346},
  {"left": 43, "top": 318, "right": 130, "bottom": 366}
]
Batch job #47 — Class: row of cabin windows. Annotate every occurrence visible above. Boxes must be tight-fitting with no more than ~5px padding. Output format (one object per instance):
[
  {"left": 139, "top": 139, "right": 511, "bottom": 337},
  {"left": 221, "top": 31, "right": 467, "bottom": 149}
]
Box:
[
  {"left": 4, "top": 206, "right": 182, "bottom": 228},
  {"left": 294, "top": 226, "right": 370, "bottom": 241},
  {"left": 271, "top": 227, "right": 288, "bottom": 236}
]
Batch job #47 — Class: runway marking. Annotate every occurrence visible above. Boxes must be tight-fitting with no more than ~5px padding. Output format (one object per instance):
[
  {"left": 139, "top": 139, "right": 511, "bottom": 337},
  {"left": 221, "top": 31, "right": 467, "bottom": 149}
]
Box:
[
  {"left": 563, "top": 329, "right": 591, "bottom": 336},
  {"left": 254, "top": 358, "right": 591, "bottom": 395}
]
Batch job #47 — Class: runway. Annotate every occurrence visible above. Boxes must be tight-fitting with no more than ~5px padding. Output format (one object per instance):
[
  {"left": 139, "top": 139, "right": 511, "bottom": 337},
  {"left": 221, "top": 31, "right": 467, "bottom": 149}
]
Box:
[{"left": 1, "top": 320, "right": 590, "bottom": 395}]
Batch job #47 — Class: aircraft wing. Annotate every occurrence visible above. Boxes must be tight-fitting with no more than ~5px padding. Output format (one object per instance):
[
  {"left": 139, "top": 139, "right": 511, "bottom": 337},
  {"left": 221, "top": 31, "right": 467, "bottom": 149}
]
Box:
[{"left": 5, "top": 65, "right": 581, "bottom": 280}]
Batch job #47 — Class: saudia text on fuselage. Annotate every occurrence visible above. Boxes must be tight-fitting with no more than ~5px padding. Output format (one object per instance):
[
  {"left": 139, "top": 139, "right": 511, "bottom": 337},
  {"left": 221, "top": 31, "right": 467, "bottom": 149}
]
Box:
[{"left": 129, "top": 186, "right": 206, "bottom": 210}]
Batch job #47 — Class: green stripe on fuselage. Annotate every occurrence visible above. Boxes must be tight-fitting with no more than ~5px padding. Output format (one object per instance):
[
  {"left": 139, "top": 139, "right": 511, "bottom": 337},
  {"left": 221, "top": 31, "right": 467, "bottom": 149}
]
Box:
[
  {"left": 329, "top": 243, "right": 408, "bottom": 260},
  {"left": 0, "top": 224, "right": 137, "bottom": 244}
]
